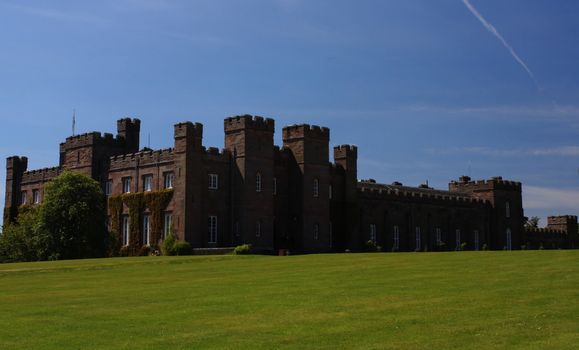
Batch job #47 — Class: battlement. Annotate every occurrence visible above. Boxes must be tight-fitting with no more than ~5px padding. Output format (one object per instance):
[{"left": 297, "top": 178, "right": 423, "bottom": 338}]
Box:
[
  {"left": 174, "top": 122, "right": 203, "bottom": 139},
  {"left": 525, "top": 227, "right": 565, "bottom": 235},
  {"left": 6, "top": 156, "right": 28, "bottom": 169},
  {"left": 449, "top": 176, "right": 522, "bottom": 191},
  {"left": 358, "top": 185, "right": 488, "bottom": 207},
  {"left": 60, "top": 131, "right": 124, "bottom": 151},
  {"left": 109, "top": 148, "right": 174, "bottom": 170},
  {"left": 224, "top": 115, "right": 275, "bottom": 133},
  {"left": 282, "top": 124, "right": 330, "bottom": 141},
  {"left": 117, "top": 118, "right": 140, "bottom": 131},
  {"left": 334, "top": 144, "right": 358, "bottom": 158},
  {"left": 548, "top": 215, "right": 578, "bottom": 222},
  {"left": 22, "top": 167, "right": 61, "bottom": 184}
]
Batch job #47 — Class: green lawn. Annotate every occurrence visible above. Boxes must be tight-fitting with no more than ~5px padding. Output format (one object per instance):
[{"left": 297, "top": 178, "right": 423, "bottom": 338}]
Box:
[{"left": 0, "top": 251, "right": 578, "bottom": 349}]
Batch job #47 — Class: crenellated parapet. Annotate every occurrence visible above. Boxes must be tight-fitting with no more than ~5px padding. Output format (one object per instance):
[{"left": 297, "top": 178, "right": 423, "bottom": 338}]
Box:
[
  {"left": 282, "top": 124, "right": 330, "bottom": 142},
  {"left": 202, "top": 147, "right": 231, "bottom": 162},
  {"left": 449, "top": 175, "right": 522, "bottom": 192},
  {"left": 22, "top": 167, "right": 61, "bottom": 184},
  {"left": 109, "top": 148, "right": 174, "bottom": 171},
  {"left": 59, "top": 132, "right": 126, "bottom": 152},
  {"left": 224, "top": 115, "right": 275, "bottom": 133}
]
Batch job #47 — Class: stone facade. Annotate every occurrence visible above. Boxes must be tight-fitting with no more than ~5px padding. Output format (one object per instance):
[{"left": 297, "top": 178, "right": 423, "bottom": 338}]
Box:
[{"left": 4, "top": 116, "right": 578, "bottom": 253}]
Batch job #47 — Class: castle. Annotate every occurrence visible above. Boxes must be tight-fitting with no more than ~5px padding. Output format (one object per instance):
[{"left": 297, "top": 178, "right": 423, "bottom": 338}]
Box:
[{"left": 4, "top": 116, "right": 578, "bottom": 253}]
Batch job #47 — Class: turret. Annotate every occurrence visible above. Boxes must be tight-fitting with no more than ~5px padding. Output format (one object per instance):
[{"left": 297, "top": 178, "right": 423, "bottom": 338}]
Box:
[
  {"left": 4, "top": 156, "right": 28, "bottom": 223},
  {"left": 117, "top": 118, "right": 141, "bottom": 153}
]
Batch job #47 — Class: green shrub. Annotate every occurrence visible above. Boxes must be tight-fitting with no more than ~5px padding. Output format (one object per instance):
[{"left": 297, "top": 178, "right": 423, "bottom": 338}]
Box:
[
  {"left": 119, "top": 246, "right": 130, "bottom": 257},
  {"left": 233, "top": 244, "right": 252, "bottom": 255},
  {"left": 460, "top": 242, "right": 468, "bottom": 251},
  {"left": 162, "top": 234, "right": 177, "bottom": 256},
  {"left": 365, "top": 240, "right": 378, "bottom": 252},
  {"left": 138, "top": 245, "right": 151, "bottom": 256},
  {"left": 173, "top": 241, "right": 192, "bottom": 256},
  {"left": 482, "top": 243, "right": 489, "bottom": 251}
]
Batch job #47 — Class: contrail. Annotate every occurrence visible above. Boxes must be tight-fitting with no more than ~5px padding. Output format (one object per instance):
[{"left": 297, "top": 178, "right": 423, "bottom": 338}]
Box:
[{"left": 462, "top": 0, "right": 542, "bottom": 91}]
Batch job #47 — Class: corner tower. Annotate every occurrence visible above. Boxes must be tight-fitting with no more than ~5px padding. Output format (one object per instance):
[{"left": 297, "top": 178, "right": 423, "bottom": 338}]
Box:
[{"left": 4, "top": 156, "right": 28, "bottom": 223}]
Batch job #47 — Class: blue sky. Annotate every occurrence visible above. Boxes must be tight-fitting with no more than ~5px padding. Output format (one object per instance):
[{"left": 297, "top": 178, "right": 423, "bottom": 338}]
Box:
[{"left": 1, "top": 0, "right": 578, "bottom": 227}]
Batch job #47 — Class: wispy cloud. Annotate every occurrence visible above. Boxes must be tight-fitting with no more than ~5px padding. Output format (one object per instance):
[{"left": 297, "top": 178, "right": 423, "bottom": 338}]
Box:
[
  {"left": 524, "top": 185, "right": 579, "bottom": 211},
  {"left": 426, "top": 146, "right": 579, "bottom": 157},
  {"left": 461, "top": 0, "right": 541, "bottom": 91}
]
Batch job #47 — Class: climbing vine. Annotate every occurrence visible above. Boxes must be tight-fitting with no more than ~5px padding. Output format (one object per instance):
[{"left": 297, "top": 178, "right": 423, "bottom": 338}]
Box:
[{"left": 107, "top": 189, "right": 173, "bottom": 256}]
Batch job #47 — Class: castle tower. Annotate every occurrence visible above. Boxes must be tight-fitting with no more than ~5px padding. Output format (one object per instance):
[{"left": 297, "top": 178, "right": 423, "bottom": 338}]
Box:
[
  {"left": 4, "top": 156, "right": 28, "bottom": 223},
  {"left": 449, "top": 176, "right": 523, "bottom": 250},
  {"left": 282, "top": 124, "right": 331, "bottom": 252},
  {"left": 333, "top": 145, "right": 358, "bottom": 250},
  {"left": 173, "top": 122, "right": 204, "bottom": 243},
  {"left": 224, "top": 115, "right": 275, "bottom": 251},
  {"left": 117, "top": 118, "right": 141, "bottom": 153},
  {"left": 547, "top": 215, "right": 578, "bottom": 248}
]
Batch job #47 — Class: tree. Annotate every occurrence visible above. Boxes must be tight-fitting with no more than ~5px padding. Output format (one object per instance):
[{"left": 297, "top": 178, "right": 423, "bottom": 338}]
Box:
[
  {"left": 524, "top": 216, "right": 540, "bottom": 229},
  {"left": 37, "top": 171, "right": 108, "bottom": 260},
  {"left": 0, "top": 207, "right": 46, "bottom": 262}
]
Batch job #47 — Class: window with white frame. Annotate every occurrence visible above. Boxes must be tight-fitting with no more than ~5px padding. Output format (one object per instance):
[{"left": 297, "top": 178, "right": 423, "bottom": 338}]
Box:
[
  {"left": 370, "top": 224, "right": 377, "bottom": 243},
  {"left": 393, "top": 225, "right": 400, "bottom": 250},
  {"left": 163, "top": 213, "right": 172, "bottom": 237},
  {"left": 32, "top": 190, "right": 40, "bottom": 204},
  {"left": 164, "top": 172, "right": 174, "bottom": 189},
  {"left": 122, "top": 216, "right": 130, "bottom": 246},
  {"left": 435, "top": 227, "right": 442, "bottom": 244},
  {"left": 208, "top": 174, "right": 219, "bottom": 190},
  {"left": 142, "top": 215, "right": 150, "bottom": 246},
  {"left": 20, "top": 191, "right": 27, "bottom": 205},
  {"left": 313, "top": 178, "right": 319, "bottom": 197},
  {"left": 105, "top": 180, "right": 112, "bottom": 196},
  {"left": 329, "top": 185, "right": 333, "bottom": 199},
  {"left": 273, "top": 177, "right": 277, "bottom": 195},
  {"left": 313, "top": 223, "right": 319, "bottom": 240},
  {"left": 255, "top": 172, "right": 262, "bottom": 192},
  {"left": 506, "top": 228, "right": 512, "bottom": 250},
  {"left": 505, "top": 201, "right": 511, "bottom": 218},
  {"left": 455, "top": 229, "right": 461, "bottom": 250},
  {"left": 474, "top": 230, "right": 480, "bottom": 250},
  {"left": 122, "top": 177, "right": 131, "bottom": 193},
  {"left": 415, "top": 226, "right": 421, "bottom": 250},
  {"left": 143, "top": 175, "right": 153, "bottom": 192},
  {"left": 256, "top": 220, "right": 261, "bottom": 237},
  {"left": 208, "top": 216, "right": 217, "bottom": 243}
]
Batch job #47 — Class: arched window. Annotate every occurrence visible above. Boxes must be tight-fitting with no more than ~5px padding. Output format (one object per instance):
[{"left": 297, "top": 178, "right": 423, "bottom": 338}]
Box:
[
  {"left": 370, "top": 224, "right": 377, "bottom": 243},
  {"left": 313, "top": 223, "right": 319, "bottom": 240},
  {"left": 313, "top": 178, "right": 319, "bottom": 197},
  {"left": 506, "top": 228, "right": 512, "bottom": 250},
  {"left": 505, "top": 201, "right": 511, "bottom": 218},
  {"left": 255, "top": 172, "right": 262, "bottom": 192}
]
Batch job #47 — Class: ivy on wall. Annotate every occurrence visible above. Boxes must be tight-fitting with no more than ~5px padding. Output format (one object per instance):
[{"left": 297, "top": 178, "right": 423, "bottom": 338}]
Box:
[{"left": 107, "top": 189, "right": 173, "bottom": 256}]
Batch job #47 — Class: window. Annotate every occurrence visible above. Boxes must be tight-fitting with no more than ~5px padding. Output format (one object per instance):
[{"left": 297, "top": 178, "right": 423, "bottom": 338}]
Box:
[
  {"left": 256, "top": 220, "right": 261, "bottom": 237},
  {"left": 122, "top": 177, "right": 131, "bottom": 193},
  {"left": 122, "top": 216, "right": 130, "bottom": 246},
  {"left": 273, "top": 177, "right": 277, "bottom": 195},
  {"left": 415, "top": 226, "right": 421, "bottom": 251},
  {"left": 143, "top": 175, "right": 153, "bottom": 192},
  {"left": 164, "top": 172, "right": 174, "bottom": 189},
  {"left": 32, "top": 190, "right": 40, "bottom": 204},
  {"left": 313, "top": 178, "right": 319, "bottom": 197},
  {"left": 393, "top": 225, "right": 400, "bottom": 250},
  {"left": 313, "top": 223, "right": 319, "bottom": 240},
  {"left": 105, "top": 180, "right": 112, "bottom": 196},
  {"left": 370, "top": 224, "right": 377, "bottom": 243},
  {"left": 455, "top": 229, "right": 461, "bottom": 250},
  {"left": 255, "top": 172, "right": 262, "bottom": 192},
  {"left": 235, "top": 221, "right": 240, "bottom": 237},
  {"left": 163, "top": 213, "right": 172, "bottom": 237},
  {"left": 435, "top": 227, "right": 442, "bottom": 244},
  {"left": 143, "top": 215, "right": 150, "bottom": 246},
  {"left": 208, "top": 216, "right": 217, "bottom": 243},
  {"left": 329, "top": 185, "right": 333, "bottom": 199},
  {"left": 208, "top": 174, "right": 219, "bottom": 190},
  {"left": 474, "top": 230, "right": 480, "bottom": 250},
  {"left": 20, "top": 191, "right": 27, "bottom": 205},
  {"left": 505, "top": 201, "right": 511, "bottom": 218},
  {"left": 506, "top": 228, "right": 512, "bottom": 250}
]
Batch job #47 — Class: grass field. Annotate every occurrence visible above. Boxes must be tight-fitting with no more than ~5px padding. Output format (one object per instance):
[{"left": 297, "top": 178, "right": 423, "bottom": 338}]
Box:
[{"left": 0, "top": 251, "right": 578, "bottom": 349}]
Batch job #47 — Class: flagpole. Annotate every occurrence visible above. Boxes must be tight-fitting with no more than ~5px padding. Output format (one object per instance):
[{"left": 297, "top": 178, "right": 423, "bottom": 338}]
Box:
[{"left": 72, "top": 109, "right": 76, "bottom": 136}]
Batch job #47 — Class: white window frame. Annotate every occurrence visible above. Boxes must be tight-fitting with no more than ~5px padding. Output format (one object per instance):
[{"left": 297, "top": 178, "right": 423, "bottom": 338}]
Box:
[
  {"left": 21, "top": 191, "right": 27, "bottom": 205},
  {"left": 435, "top": 227, "right": 442, "bottom": 244},
  {"left": 32, "top": 189, "right": 40, "bottom": 204},
  {"left": 122, "top": 216, "right": 130, "bottom": 246},
  {"left": 370, "top": 224, "right": 377, "bottom": 243},
  {"left": 163, "top": 213, "right": 172, "bottom": 238},
  {"left": 255, "top": 172, "right": 262, "bottom": 193},
  {"left": 143, "top": 175, "right": 153, "bottom": 192},
  {"left": 455, "top": 229, "right": 461, "bottom": 250},
  {"left": 474, "top": 230, "right": 480, "bottom": 250},
  {"left": 143, "top": 215, "right": 150, "bottom": 246},
  {"left": 415, "top": 226, "right": 421, "bottom": 250},
  {"left": 105, "top": 180, "right": 112, "bottom": 196},
  {"left": 164, "top": 172, "right": 174, "bottom": 189},
  {"left": 208, "top": 174, "right": 219, "bottom": 190},
  {"left": 208, "top": 216, "right": 217, "bottom": 243},
  {"left": 506, "top": 228, "right": 512, "bottom": 250},
  {"left": 393, "top": 225, "right": 400, "bottom": 250},
  {"left": 122, "top": 177, "right": 131, "bottom": 193}
]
